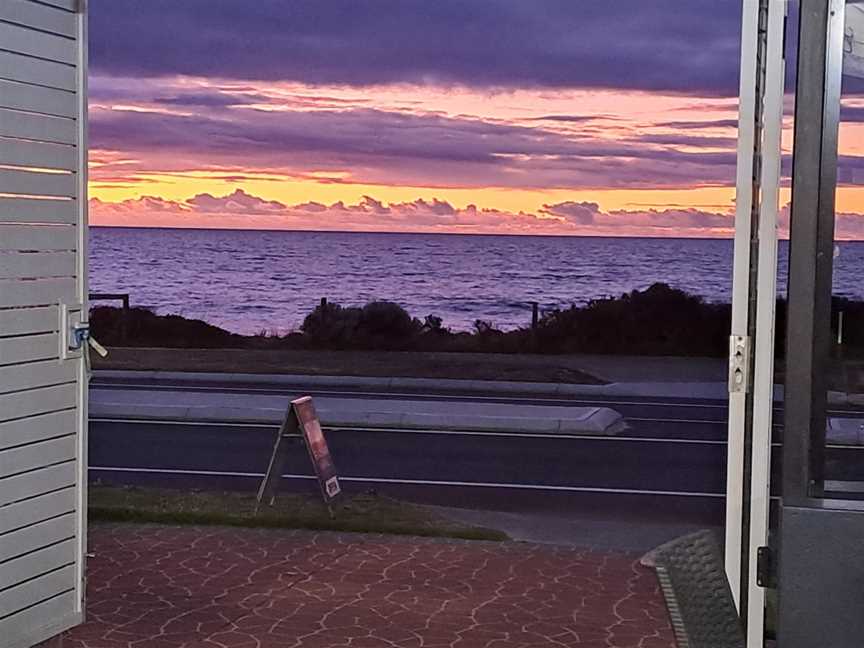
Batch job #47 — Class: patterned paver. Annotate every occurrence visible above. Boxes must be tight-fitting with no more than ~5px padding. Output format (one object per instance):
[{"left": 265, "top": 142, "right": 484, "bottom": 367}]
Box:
[{"left": 65, "top": 524, "right": 674, "bottom": 648}]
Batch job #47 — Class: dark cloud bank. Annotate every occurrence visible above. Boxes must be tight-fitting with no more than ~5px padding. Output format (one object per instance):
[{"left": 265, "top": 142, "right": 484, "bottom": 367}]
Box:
[{"left": 90, "top": 0, "right": 742, "bottom": 95}]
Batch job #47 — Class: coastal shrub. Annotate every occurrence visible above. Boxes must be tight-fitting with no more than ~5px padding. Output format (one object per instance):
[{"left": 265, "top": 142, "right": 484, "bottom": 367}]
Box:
[
  {"left": 301, "top": 300, "right": 422, "bottom": 349},
  {"left": 423, "top": 315, "right": 444, "bottom": 331},
  {"left": 90, "top": 305, "right": 243, "bottom": 348},
  {"left": 536, "top": 283, "right": 731, "bottom": 356},
  {"left": 91, "top": 284, "right": 864, "bottom": 358},
  {"left": 473, "top": 319, "right": 494, "bottom": 335}
]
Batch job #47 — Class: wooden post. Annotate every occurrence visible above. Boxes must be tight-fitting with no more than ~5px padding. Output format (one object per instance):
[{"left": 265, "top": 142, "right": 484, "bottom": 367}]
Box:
[
  {"left": 89, "top": 292, "right": 131, "bottom": 343},
  {"left": 320, "top": 297, "right": 328, "bottom": 325},
  {"left": 531, "top": 302, "right": 539, "bottom": 329},
  {"left": 120, "top": 294, "right": 130, "bottom": 343}
]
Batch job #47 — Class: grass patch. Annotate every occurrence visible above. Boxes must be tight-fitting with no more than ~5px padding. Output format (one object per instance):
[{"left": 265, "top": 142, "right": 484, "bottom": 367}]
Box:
[{"left": 88, "top": 486, "right": 508, "bottom": 542}]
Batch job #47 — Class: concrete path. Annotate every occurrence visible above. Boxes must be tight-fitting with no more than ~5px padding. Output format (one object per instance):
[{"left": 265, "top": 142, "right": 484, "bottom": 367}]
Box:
[
  {"left": 65, "top": 524, "right": 674, "bottom": 648},
  {"left": 89, "top": 385, "right": 626, "bottom": 435},
  {"left": 430, "top": 507, "right": 717, "bottom": 553}
]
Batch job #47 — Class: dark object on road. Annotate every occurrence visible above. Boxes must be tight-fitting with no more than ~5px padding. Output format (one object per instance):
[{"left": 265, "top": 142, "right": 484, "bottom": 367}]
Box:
[{"left": 642, "top": 529, "right": 745, "bottom": 648}]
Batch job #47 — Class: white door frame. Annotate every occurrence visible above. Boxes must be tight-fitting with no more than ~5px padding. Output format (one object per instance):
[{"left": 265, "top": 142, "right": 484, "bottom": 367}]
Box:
[
  {"left": 727, "top": 0, "right": 786, "bottom": 644},
  {"left": 74, "top": 0, "right": 90, "bottom": 622}
]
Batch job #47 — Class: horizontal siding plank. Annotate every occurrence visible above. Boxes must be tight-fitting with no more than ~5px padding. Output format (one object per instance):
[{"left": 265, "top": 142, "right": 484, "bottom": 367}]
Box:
[
  {"left": 0, "top": 358, "right": 76, "bottom": 395},
  {"left": 0, "top": 197, "right": 77, "bottom": 224},
  {"left": 0, "top": 542, "right": 76, "bottom": 598},
  {"left": 34, "top": 0, "right": 78, "bottom": 10},
  {"left": 0, "top": 514, "right": 74, "bottom": 563},
  {"left": 0, "top": 277, "right": 78, "bottom": 307},
  {"left": 0, "top": 49, "right": 75, "bottom": 91},
  {"left": 0, "top": 251, "right": 75, "bottom": 280},
  {"left": 0, "top": 223, "right": 77, "bottom": 250},
  {"left": 0, "top": 590, "right": 78, "bottom": 643},
  {"left": 0, "top": 107, "right": 75, "bottom": 144},
  {"left": 0, "top": 168, "right": 75, "bottom": 197},
  {"left": 0, "top": 486, "right": 75, "bottom": 535},
  {"left": 0, "top": 461, "right": 75, "bottom": 508},
  {"left": 0, "top": 137, "right": 75, "bottom": 170},
  {"left": 0, "top": 21, "right": 76, "bottom": 65},
  {"left": 0, "top": 565, "right": 75, "bottom": 618},
  {"left": 0, "top": 436, "right": 76, "bottom": 485},
  {"left": 0, "top": 382, "right": 76, "bottom": 422},
  {"left": 0, "top": 333, "right": 57, "bottom": 365},
  {"left": 0, "top": 306, "right": 58, "bottom": 336},
  {"left": 0, "top": 251, "right": 75, "bottom": 279},
  {"left": 0, "top": 410, "right": 76, "bottom": 452},
  {"left": 0, "top": 0, "right": 77, "bottom": 38},
  {"left": 0, "top": 78, "right": 76, "bottom": 118}
]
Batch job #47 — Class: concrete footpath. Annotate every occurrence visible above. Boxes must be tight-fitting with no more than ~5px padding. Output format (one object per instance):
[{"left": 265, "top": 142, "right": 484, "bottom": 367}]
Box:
[{"left": 90, "top": 377, "right": 628, "bottom": 435}]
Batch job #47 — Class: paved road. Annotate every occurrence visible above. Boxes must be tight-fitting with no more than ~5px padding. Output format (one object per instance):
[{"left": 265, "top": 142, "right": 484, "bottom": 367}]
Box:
[{"left": 88, "top": 375, "right": 864, "bottom": 523}]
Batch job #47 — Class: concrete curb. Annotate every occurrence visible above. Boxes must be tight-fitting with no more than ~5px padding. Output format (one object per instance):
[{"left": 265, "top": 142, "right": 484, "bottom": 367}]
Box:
[
  {"left": 827, "top": 417, "right": 864, "bottom": 445},
  {"left": 94, "top": 369, "right": 736, "bottom": 401},
  {"left": 828, "top": 390, "right": 864, "bottom": 407},
  {"left": 88, "top": 400, "right": 627, "bottom": 436},
  {"left": 95, "top": 369, "right": 605, "bottom": 395},
  {"left": 93, "top": 370, "right": 864, "bottom": 405}
]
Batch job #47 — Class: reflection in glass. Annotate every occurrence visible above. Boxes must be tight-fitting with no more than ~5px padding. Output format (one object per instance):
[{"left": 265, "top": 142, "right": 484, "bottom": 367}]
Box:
[{"left": 845, "top": 2, "right": 864, "bottom": 78}]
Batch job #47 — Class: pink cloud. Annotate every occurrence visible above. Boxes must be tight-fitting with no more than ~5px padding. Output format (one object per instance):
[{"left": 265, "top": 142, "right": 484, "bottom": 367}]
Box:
[
  {"left": 540, "top": 201, "right": 601, "bottom": 224},
  {"left": 89, "top": 190, "right": 864, "bottom": 240},
  {"left": 186, "top": 189, "right": 287, "bottom": 214}
]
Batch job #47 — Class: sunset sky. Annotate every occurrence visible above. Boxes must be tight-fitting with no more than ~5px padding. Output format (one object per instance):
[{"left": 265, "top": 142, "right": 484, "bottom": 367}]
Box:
[{"left": 88, "top": 1, "right": 864, "bottom": 238}]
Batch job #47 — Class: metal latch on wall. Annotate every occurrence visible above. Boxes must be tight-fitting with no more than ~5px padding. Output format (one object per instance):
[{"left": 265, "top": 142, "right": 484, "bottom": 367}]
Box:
[
  {"left": 59, "top": 303, "right": 108, "bottom": 365},
  {"left": 70, "top": 322, "right": 108, "bottom": 358},
  {"left": 728, "top": 334, "right": 751, "bottom": 394}
]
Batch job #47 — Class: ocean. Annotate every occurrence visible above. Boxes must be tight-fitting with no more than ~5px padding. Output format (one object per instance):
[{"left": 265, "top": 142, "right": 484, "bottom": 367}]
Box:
[{"left": 89, "top": 228, "right": 864, "bottom": 335}]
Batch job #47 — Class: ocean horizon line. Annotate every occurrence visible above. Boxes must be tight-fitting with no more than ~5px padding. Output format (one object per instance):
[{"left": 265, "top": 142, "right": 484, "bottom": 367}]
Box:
[
  {"left": 89, "top": 224, "right": 750, "bottom": 242},
  {"left": 89, "top": 224, "right": 864, "bottom": 243}
]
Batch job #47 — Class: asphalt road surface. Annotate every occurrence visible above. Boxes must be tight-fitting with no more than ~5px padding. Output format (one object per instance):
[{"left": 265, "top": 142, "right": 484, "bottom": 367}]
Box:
[{"left": 89, "top": 375, "right": 864, "bottom": 523}]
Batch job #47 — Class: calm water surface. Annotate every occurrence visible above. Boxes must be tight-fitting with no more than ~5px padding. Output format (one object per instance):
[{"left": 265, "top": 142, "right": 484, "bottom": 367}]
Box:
[{"left": 89, "top": 228, "right": 864, "bottom": 335}]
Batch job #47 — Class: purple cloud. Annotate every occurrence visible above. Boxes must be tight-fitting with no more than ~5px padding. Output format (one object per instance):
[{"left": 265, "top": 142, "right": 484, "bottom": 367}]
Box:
[
  {"left": 90, "top": 0, "right": 742, "bottom": 95},
  {"left": 186, "top": 189, "right": 287, "bottom": 214},
  {"left": 153, "top": 92, "right": 270, "bottom": 108},
  {"left": 636, "top": 133, "right": 738, "bottom": 148},
  {"left": 90, "top": 103, "right": 748, "bottom": 190},
  {"left": 656, "top": 119, "right": 739, "bottom": 130},
  {"left": 540, "top": 201, "right": 601, "bottom": 225}
]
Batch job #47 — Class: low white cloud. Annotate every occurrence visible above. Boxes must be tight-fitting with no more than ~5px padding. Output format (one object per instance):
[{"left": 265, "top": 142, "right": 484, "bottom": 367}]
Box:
[
  {"left": 540, "top": 201, "right": 601, "bottom": 225},
  {"left": 89, "top": 189, "right": 864, "bottom": 239},
  {"left": 186, "top": 189, "right": 286, "bottom": 214}
]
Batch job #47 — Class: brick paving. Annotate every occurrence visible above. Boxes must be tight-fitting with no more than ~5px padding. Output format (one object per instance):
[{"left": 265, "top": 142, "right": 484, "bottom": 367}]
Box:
[{"left": 65, "top": 524, "right": 674, "bottom": 648}]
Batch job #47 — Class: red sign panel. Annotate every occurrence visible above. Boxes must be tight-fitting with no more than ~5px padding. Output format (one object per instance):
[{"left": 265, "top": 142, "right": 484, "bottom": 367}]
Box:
[{"left": 293, "top": 397, "right": 341, "bottom": 501}]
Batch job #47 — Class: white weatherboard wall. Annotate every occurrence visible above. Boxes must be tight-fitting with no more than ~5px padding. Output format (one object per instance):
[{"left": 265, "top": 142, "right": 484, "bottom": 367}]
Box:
[{"left": 0, "top": 1, "right": 88, "bottom": 647}]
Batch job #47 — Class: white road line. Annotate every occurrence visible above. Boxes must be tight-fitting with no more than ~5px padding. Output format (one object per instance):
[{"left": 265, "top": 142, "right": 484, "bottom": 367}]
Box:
[
  {"left": 87, "top": 465, "right": 726, "bottom": 498},
  {"left": 87, "top": 417, "right": 864, "bottom": 450},
  {"left": 92, "top": 383, "right": 730, "bottom": 409},
  {"left": 89, "top": 417, "right": 727, "bottom": 444}
]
